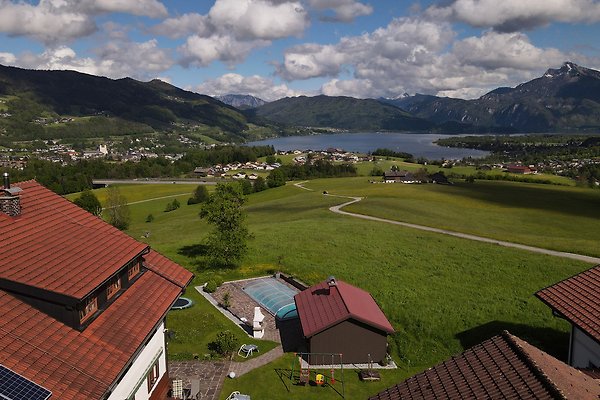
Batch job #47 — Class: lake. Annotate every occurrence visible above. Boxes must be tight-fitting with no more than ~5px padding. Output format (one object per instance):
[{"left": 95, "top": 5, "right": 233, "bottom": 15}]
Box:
[{"left": 246, "top": 132, "right": 489, "bottom": 160}]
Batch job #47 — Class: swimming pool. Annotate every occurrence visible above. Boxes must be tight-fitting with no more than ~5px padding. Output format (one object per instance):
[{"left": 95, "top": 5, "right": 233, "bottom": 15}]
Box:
[{"left": 243, "top": 278, "right": 299, "bottom": 320}]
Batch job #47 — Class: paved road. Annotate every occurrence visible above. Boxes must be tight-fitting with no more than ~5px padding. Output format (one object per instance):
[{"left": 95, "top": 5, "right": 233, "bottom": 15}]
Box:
[
  {"left": 292, "top": 182, "right": 600, "bottom": 264},
  {"left": 92, "top": 179, "right": 217, "bottom": 186}
]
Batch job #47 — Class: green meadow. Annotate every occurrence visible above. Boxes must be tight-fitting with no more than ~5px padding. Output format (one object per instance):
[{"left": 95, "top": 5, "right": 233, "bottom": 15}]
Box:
[{"left": 73, "top": 178, "right": 597, "bottom": 399}]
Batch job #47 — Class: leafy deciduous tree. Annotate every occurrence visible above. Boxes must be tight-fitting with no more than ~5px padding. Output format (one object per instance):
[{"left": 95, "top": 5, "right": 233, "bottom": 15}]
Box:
[
  {"left": 188, "top": 184, "right": 210, "bottom": 205},
  {"left": 199, "top": 183, "right": 250, "bottom": 267},
  {"left": 105, "top": 186, "right": 131, "bottom": 230},
  {"left": 73, "top": 189, "right": 102, "bottom": 216}
]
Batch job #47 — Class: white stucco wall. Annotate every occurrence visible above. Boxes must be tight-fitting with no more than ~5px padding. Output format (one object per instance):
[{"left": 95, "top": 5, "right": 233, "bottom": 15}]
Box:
[
  {"left": 107, "top": 321, "right": 168, "bottom": 400},
  {"left": 570, "top": 326, "right": 600, "bottom": 368}
]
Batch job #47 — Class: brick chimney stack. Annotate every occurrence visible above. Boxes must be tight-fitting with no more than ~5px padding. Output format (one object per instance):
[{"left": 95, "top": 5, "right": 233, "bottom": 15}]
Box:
[{"left": 1, "top": 172, "right": 22, "bottom": 217}]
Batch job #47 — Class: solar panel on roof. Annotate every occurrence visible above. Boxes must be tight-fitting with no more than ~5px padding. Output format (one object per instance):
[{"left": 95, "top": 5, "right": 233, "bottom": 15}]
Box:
[{"left": 0, "top": 364, "right": 52, "bottom": 400}]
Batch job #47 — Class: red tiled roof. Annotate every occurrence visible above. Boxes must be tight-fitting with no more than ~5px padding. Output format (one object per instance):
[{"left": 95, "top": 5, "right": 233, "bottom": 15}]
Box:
[
  {"left": 294, "top": 279, "right": 394, "bottom": 338},
  {"left": 536, "top": 265, "right": 600, "bottom": 343},
  {"left": 369, "top": 331, "right": 600, "bottom": 400},
  {"left": 0, "top": 272, "right": 182, "bottom": 400},
  {"left": 0, "top": 180, "right": 193, "bottom": 399},
  {"left": 0, "top": 180, "right": 148, "bottom": 300},
  {"left": 145, "top": 249, "right": 194, "bottom": 289}
]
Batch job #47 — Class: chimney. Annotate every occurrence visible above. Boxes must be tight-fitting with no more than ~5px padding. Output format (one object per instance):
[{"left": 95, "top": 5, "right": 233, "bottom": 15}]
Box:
[
  {"left": 327, "top": 276, "right": 337, "bottom": 287},
  {"left": 1, "top": 172, "right": 22, "bottom": 217}
]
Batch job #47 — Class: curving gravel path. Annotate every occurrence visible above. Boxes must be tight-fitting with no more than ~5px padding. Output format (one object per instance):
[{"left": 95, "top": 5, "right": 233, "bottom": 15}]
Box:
[{"left": 294, "top": 182, "right": 600, "bottom": 264}]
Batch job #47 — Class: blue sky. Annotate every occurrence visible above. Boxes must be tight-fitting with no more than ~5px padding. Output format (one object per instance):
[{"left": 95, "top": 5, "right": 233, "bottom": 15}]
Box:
[{"left": 0, "top": 0, "right": 599, "bottom": 101}]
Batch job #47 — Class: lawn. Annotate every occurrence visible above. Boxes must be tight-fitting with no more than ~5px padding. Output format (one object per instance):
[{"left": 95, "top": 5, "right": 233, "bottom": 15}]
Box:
[
  {"left": 220, "top": 353, "right": 420, "bottom": 400},
  {"left": 166, "top": 284, "right": 279, "bottom": 362},
  {"left": 355, "top": 158, "right": 575, "bottom": 185},
  {"left": 300, "top": 177, "right": 600, "bottom": 258},
  {"left": 65, "top": 183, "right": 199, "bottom": 204},
  {"left": 69, "top": 179, "right": 595, "bottom": 399}
]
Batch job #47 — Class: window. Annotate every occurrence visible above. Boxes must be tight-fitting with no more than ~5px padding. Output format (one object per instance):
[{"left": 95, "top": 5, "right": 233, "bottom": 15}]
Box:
[
  {"left": 79, "top": 296, "right": 97, "bottom": 323},
  {"left": 147, "top": 359, "right": 160, "bottom": 392},
  {"left": 106, "top": 277, "right": 121, "bottom": 299},
  {"left": 128, "top": 262, "right": 140, "bottom": 280}
]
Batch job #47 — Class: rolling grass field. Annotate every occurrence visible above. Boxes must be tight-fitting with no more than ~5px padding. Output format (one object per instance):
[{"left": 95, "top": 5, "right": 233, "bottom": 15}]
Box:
[
  {"left": 72, "top": 178, "right": 597, "bottom": 399},
  {"left": 302, "top": 177, "right": 600, "bottom": 258}
]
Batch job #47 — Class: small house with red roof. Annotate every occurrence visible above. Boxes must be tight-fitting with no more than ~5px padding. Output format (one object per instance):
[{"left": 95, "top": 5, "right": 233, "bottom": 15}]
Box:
[
  {"left": 0, "top": 175, "right": 193, "bottom": 400},
  {"left": 536, "top": 264, "right": 600, "bottom": 369},
  {"left": 294, "top": 276, "right": 394, "bottom": 364}
]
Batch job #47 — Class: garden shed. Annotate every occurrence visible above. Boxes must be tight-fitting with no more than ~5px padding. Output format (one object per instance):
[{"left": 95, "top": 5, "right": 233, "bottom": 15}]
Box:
[{"left": 294, "top": 277, "right": 394, "bottom": 364}]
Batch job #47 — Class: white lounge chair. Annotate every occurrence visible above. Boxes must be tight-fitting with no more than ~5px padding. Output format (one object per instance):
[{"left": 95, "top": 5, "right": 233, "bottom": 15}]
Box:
[
  {"left": 237, "top": 343, "right": 259, "bottom": 358},
  {"left": 226, "top": 391, "right": 251, "bottom": 400}
]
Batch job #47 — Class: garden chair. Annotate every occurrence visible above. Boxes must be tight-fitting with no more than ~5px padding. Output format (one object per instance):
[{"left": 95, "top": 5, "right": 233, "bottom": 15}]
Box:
[
  {"left": 237, "top": 344, "right": 259, "bottom": 358},
  {"left": 226, "top": 391, "right": 251, "bottom": 400}
]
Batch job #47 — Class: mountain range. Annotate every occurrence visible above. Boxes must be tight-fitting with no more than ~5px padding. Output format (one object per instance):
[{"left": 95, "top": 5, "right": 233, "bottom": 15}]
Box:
[
  {"left": 0, "top": 64, "right": 261, "bottom": 142},
  {"left": 251, "top": 95, "right": 434, "bottom": 131},
  {"left": 380, "top": 62, "right": 600, "bottom": 132},
  {"left": 1, "top": 62, "right": 600, "bottom": 143},
  {"left": 216, "top": 94, "right": 266, "bottom": 109}
]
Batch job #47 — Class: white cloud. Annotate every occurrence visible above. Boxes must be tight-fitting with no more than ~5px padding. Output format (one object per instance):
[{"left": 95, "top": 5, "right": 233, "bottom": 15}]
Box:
[
  {"left": 11, "top": 40, "right": 173, "bottom": 80},
  {"left": 152, "top": 13, "right": 210, "bottom": 38},
  {"left": 194, "top": 73, "right": 303, "bottom": 101},
  {"left": 0, "top": 0, "right": 96, "bottom": 43},
  {"left": 425, "top": 0, "right": 600, "bottom": 32},
  {"left": 308, "top": 0, "right": 373, "bottom": 22},
  {"left": 452, "top": 31, "right": 565, "bottom": 70},
  {"left": 321, "top": 78, "right": 374, "bottom": 98},
  {"left": 155, "top": 0, "right": 309, "bottom": 68},
  {"left": 0, "top": 0, "right": 167, "bottom": 44},
  {"left": 275, "top": 15, "right": 600, "bottom": 99},
  {"left": 0, "top": 51, "right": 16, "bottom": 64},
  {"left": 179, "top": 35, "right": 269, "bottom": 67},
  {"left": 278, "top": 17, "right": 453, "bottom": 81},
  {"left": 90, "top": 0, "right": 167, "bottom": 18}
]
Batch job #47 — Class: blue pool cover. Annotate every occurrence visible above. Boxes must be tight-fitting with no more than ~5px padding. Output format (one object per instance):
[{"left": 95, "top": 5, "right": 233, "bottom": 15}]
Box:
[{"left": 243, "top": 278, "right": 299, "bottom": 320}]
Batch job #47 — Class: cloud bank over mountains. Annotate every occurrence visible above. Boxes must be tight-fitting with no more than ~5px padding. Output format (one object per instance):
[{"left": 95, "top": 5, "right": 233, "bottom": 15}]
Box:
[{"left": 0, "top": 0, "right": 598, "bottom": 101}]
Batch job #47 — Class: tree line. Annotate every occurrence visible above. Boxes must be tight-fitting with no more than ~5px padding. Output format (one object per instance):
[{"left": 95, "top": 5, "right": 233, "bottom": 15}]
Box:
[{"left": 3, "top": 145, "right": 275, "bottom": 194}]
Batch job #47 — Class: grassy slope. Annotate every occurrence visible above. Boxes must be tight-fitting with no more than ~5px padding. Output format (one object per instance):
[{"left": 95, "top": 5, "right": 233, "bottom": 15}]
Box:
[
  {"left": 71, "top": 181, "right": 595, "bottom": 399},
  {"left": 303, "top": 177, "right": 600, "bottom": 257}
]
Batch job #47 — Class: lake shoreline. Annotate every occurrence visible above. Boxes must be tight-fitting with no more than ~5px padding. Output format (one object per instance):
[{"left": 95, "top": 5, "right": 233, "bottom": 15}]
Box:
[{"left": 246, "top": 132, "right": 490, "bottom": 160}]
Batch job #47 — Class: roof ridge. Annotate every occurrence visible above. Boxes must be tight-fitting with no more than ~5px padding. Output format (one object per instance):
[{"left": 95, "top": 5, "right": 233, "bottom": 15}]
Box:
[
  {"left": 144, "top": 258, "right": 186, "bottom": 289},
  {"left": 0, "top": 325, "right": 107, "bottom": 388},
  {"left": 536, "top": 264, "right": 600, "bottom": 294},
  {"left": 333, "top": 282, "right": 351, "bottom": 316},
  {"left": 501, "top": 331, "right": 567, "bottom": 400}
]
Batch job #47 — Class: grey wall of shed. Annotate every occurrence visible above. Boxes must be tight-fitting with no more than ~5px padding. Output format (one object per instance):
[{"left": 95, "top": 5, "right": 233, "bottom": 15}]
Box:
[{"left": 308, "top": 319, "right": 388, "bottom": 364}]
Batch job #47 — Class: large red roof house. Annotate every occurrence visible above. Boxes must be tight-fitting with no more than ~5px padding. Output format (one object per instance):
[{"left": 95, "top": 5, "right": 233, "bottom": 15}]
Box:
[
  {"left": 0, "top": 175, "right": 193, "bottom": 400},
  {"left": 294, "top": 276, "right": 394, "bottom": 364},
  {"left": 536, "top": 265, "right": 600, "bottom": 370}
]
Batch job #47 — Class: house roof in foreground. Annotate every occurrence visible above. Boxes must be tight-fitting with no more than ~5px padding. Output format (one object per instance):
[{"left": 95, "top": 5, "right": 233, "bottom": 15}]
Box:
[
  {"left": 0, "top": 180, "right": 193, "bottom": 399},
  {"left": 0, "top": 180, "right": 149, "bottom": 300},
  {"left": 536, "top": 265, "right": 600, "bottom": 344},
  {"left": 294, "top": 278, "right": 394, "bottom": 338},
  {"left": 369, "top": 331, "right": 600, "bottom": 400}
]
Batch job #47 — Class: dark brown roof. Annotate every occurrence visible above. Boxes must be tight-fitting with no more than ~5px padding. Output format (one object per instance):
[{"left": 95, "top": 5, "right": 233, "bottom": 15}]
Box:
[
  {"left": 0, "top": 180, "right": 194, "bottom": 399},
  {"left": 294, "top": 279, "right": 394, "bottom": 338},
  {"left": 369, "top": 331, "right": 600, "bottom": 400},
  {"left": 536, "top": 265, "right": 600, "bottom": 343}
]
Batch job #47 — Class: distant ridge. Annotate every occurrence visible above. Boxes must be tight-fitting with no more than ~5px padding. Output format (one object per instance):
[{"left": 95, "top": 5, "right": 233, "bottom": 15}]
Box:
[
  {"left": 383, "top": 62, "right": 600, "bottom": 132},
  {"left": 253, "top": 95, "right": 433, "bottom": 131},
  {"left": 0, "top": 64, "right": 260, "bottom": 141},
  {"left": 216, "top": 94, "right": 267, "bottom": 109}
]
